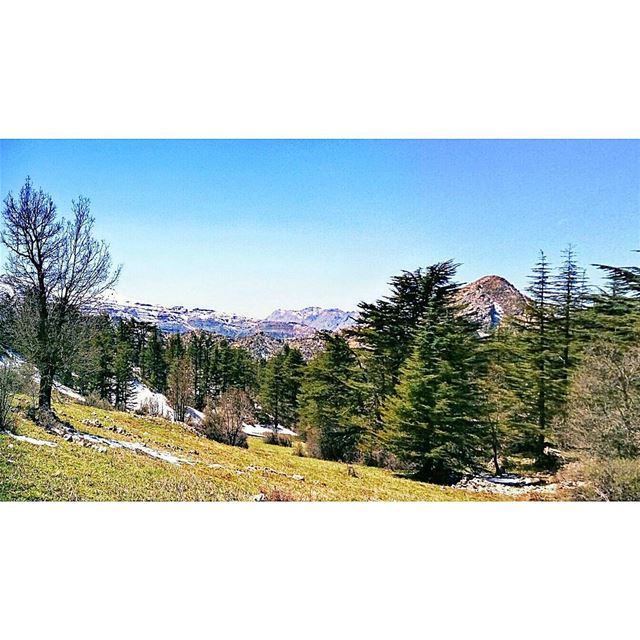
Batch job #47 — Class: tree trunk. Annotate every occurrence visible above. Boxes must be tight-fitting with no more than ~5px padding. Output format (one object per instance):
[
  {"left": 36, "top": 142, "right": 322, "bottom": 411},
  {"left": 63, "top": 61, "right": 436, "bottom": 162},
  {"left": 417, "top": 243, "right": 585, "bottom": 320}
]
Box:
[{"left": 38, "top": 364, "right": 55, "bottom": 412}]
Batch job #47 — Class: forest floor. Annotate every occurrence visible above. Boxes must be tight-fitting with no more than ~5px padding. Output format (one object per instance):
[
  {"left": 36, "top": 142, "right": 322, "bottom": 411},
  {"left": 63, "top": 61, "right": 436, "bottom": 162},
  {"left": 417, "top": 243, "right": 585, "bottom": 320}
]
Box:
[{"left": 0, "top": 395, "right": 566, "bottom": 502}]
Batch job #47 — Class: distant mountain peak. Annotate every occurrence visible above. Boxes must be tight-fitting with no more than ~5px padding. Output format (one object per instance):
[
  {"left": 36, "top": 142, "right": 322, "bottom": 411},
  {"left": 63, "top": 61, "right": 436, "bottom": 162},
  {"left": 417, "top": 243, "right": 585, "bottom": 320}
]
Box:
[
  {"left": 457, "top": 275, "right": 528, "bottom": 328},
  {"left": 264, "top": 307, "right": 358, "bottom": 331}
]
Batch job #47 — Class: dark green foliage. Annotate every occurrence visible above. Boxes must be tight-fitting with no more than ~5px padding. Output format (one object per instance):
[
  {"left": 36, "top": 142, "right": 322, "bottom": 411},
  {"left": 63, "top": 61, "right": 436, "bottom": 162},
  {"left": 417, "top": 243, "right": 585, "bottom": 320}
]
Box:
[
  {"left": 516, "top": 252, "right": 564, "bottom": 459},
  {"left": 552, "top": 246, "right": 589, "bottom": 379},
  {"left": 582, "top": 257, "right": 640, "bottom": 346},
  {"left": 298, "top": 334, "right": 366, "bottom": 462},
  {"left": 143, "top": 326, "right": 167, "bottom": 393},
  {"left": 113, "top": 321, "right": 135, "bottom": 410},
  {"left": 479, "top": 324, "right": 533, "bottom": 473},
  {"left": 0, "top": 364, "right": 17, "bottom": 432},
  {"left": 350, "top": 261, "right": 461, "bottom": 429},
  {"left": 259, "top": 344, "right": 305, "bottom": 429},
  {"left": 382, "top": 303, "right": 488, "bottom": 482}
]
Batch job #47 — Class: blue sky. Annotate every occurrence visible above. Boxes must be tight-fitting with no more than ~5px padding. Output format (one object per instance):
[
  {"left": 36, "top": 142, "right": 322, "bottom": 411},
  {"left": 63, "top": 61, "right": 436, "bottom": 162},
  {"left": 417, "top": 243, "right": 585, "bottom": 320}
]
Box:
[{"left": 0, "top": 139, "right": 638, "bottom": 317}]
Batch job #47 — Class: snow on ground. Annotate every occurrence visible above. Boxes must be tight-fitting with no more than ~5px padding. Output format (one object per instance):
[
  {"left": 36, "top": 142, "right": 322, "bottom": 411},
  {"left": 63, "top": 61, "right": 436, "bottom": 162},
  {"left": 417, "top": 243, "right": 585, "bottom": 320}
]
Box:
[
  {"left": 2, "top": 430, "right": 58, "bottom": 447},
  {"left": 3, "top": 352, "right": 296, "bottom": 438},
  {"left": 242, "top": 423, "right": 297, "bottom": 437},
  {"left": 130, "top": 380, "right": 204, "bottom": 425},
  {"left": 0, "top": 350, "right": 86, "bottom": 402},
  {"left": 53, "top": 381, "right": 85, "bottom": 402},
  {"left": 131, "top": 380, "right": 175, "bottom": 419},
  {"left": 72, "top": 429, "right": 194, "bottom": 465}
]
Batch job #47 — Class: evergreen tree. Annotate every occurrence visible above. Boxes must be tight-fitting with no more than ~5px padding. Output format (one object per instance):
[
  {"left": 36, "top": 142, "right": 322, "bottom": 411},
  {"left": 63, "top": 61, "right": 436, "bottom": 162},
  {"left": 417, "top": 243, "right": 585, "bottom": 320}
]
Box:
[
  {"left": 479, "top": 324, "right": 531, "bottom": 474},
  {"left": 113, "top": 322, "right": 135, "bottom": 410},
  {"left": 142, "top": 325, "right": 167, "bottom": 392},
  {"left": 259, "top": 345, "right": 306, "bottom": 431},
  {"left": 90, "top": 315, "right": 116, "bottom": 400},
  {"left": 382, "top": 306, "right": 488, "bottom": 482},
  {"left": 518, "top": 251, "right": 564, "bottom": 460},
  {"left": 298, "top": 334, "right": 366, "bottom": 461},
  {"left": 259, "top": 348, "right": 286, "bottom": 429},
  {"left": 351, "top": 261, "right": 461, "bottom": 428},
  {"left": 552, "top": 246, "right": 589, "bottom": 382},
  {"left": 584, "top": 255, "right": 640, "bottom": 346}
]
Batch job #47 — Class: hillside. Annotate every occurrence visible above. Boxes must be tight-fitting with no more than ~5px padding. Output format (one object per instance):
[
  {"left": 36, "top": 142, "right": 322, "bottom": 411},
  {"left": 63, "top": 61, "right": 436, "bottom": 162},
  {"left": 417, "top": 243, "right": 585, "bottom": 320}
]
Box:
[{"left": 0, "top": 397, "right": 498, "bottom": 501}]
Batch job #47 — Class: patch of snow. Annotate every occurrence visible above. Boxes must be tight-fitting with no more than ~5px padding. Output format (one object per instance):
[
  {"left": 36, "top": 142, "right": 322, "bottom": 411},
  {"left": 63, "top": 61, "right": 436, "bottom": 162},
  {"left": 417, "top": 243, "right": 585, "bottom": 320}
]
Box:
[
  {"left": 131, "top": 380, "right": 175, "bottom": 419},
  {"left": 2, "top": 430, "right": 58, "bottom": 447},
  {"left": 130, "top": 380, "right": 203, "bottom": 424},
  {"left": 73, "top": 430, "right": 194, "bottom": 465},
  {"left": 0, "top": 351, "right": 85, "bottom": 402},
  {"left": 242, "top": 423, "right": 297, "bottom": 437},
  {"left": 53, "top": 381, "right": 85, "bottom": 402}
]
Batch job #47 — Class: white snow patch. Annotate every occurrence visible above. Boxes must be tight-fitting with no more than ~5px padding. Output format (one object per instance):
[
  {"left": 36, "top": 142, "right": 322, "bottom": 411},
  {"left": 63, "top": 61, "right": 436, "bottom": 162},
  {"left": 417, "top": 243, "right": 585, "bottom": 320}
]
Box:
[
  {"left": 242, "top": 423, "right": 297, "bottom": 437},
  {"left": 2, "top": 430, "right": 58, "bottom": 447},
  {"left": 72, "top": 430, "right": 193, "bottom": 465},
  {"left": 130, "top": 380, "right": 203, "bottom": 425}
]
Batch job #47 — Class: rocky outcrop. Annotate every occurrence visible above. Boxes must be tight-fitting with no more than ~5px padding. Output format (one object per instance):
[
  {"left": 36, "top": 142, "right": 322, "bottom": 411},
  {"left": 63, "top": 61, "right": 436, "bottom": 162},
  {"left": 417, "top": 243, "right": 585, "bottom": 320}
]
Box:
[{"left": 457, "top": 275, "right": 528, "bottom": 328}]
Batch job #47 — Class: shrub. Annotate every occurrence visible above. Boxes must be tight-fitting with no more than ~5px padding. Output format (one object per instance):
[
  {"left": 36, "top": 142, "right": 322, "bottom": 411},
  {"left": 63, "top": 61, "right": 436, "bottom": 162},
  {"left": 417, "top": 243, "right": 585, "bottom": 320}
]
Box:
[
  {"left": 559, "top": 343, "right": 640, "bottom": 458},
  {"left": 84, "top": 392, "right": 113, "bottom": 411},
  {"left": 293, "top": 441, "right": 306, "bottom": 457},
  {"left": 263, "top": 431, "right": 293, "bottom": 447},
  {"left": 260, "top": 486, "right": 296, "bottom": 501},
  {"left": 138, "top": 396, "right": 162, "bottom": 417},
  {"left": 203, "top": 389, "right": 252, "bottom": 448},
  {"left": 0, "top": 364, "right": 16, "bottom": 432},
  {"left": 575, "top": 458, "right": 640, "bottom": 501}
]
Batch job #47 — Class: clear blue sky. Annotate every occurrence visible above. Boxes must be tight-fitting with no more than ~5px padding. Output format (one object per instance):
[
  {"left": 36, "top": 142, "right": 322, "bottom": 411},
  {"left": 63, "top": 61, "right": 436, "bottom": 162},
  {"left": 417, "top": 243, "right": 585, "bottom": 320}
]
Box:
[{"left": 1, "top": 139, "right": 638, "bottom": 318}]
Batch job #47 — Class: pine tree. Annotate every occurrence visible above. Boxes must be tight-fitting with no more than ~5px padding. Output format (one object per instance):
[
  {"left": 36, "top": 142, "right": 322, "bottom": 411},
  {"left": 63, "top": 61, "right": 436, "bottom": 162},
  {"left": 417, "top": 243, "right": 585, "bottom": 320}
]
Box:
[
  {"left": 382, "top": 306, "right": 488, "bottom": 482},
  {"left": 298, "top": 333, "right": 366, "bottom": 461},
  {"left": 584, "top": 255, "right": 640, "bottom": 346},
  {"left": 479, "top": 324, "right": 531, "bottom": 474},
  {"left": 518, "top": 251, "right": 563, "bottom": 460},
  {"left": 350, "top": 261, "right": 461, "bottom": 428},
  {"left": 113, "top": 323, "right": 135, "bottom": 410},
  {"left": 92, "top": 315, "right": 116, "bottom": 401},
  {"left": 552, "top": 246, "right": 589, "bottom": 382},
  {"left": 259, "top": 348, "right": 286, "bottom": 430},
  {"left": 142, "top": 326, "right": 167, "bottom": 392},
  {"left": 259, "top": 345, "right": 306, "bottom": 432}
]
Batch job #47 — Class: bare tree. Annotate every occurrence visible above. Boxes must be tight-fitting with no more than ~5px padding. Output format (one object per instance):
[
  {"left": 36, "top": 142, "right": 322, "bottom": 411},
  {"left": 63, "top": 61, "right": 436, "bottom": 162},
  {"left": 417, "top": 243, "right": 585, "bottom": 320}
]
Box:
[
  {"left": 203, "top": 388, "right": 254, "bottom": 447},
  {"left": 559, "top": 342, "right": 640, "bottom": 458},
  {"left": 167, "top": 356, "right": 193, "bottom": 422},
  {"left": 1, "top": 178, "right": 120, "bottom": 418}
]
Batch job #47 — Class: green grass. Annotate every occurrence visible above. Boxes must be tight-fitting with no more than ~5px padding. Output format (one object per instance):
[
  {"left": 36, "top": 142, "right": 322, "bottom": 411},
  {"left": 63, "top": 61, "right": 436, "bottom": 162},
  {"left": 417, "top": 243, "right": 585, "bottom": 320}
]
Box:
[{"left": 0, "top": 397, "right": 501, "bottom": 501}]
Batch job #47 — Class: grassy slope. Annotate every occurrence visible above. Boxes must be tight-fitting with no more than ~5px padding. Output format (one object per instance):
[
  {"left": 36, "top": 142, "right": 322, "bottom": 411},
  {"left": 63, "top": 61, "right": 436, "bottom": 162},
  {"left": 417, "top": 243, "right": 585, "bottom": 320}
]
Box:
[{"left": 0, "top": 397, "right": 500, "bottom": 502}]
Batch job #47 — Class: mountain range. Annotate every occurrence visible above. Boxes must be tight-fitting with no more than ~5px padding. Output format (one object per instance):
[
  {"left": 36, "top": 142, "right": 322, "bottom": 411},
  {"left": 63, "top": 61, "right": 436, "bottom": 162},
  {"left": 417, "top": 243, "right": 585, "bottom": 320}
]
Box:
[
  {"left": 96, "top": 292, "right": 358, "bottom": 339},
  {"left": 2, "top": 275, "right": 529, "bottom": 354},
  {"left": 97, "top": 275, "right": 527, "bottom": 339}
]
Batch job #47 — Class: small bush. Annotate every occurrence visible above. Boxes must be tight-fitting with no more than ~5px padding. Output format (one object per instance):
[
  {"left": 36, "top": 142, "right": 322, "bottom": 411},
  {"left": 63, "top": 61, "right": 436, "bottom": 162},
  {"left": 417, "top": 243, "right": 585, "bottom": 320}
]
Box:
[
  {"left": 0, "top": 365, "right": 17, "bottom": 432},
  {"left": 575, "top": 458, "right": 640, "bottom": 501},
  {"left": 84, "top": 392, "right": 113, "bottom": 411},
  {"left": 293, "top": 441, "right": 306, "bottom": 457},
  {"left": 263, "top": 431, "right": 293, "bottom": 447},
  {"left": 138, "top": 396, "right": 162, "bottom": 417},
  {"left": 260, "top": 486, "right": 296, "bottom": 501}
]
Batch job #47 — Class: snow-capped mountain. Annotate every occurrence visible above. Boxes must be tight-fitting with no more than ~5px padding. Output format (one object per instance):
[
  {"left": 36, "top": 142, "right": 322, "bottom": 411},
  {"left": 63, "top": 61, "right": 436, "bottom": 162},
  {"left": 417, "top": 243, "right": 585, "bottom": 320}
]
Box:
[
  {"left": 96, "top": 292, "right": 355, "bottom": 339},
  {"left": 264, "top": 306, "right": 358, "bottom": 331}
]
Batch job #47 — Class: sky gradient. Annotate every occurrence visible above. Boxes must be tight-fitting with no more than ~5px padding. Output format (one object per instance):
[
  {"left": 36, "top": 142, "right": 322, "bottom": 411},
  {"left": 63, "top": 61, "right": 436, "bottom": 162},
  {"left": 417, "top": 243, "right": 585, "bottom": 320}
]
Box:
[{"left": 1, "top": 139, "right": 638, "bottom": 317}]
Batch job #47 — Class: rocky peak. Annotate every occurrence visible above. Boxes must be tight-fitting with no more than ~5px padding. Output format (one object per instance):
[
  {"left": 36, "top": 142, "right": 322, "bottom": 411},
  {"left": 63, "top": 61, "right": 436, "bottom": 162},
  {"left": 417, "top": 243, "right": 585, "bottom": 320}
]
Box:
[{"left": 457, "top": 275, "right": 528, "bottom": 328}]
